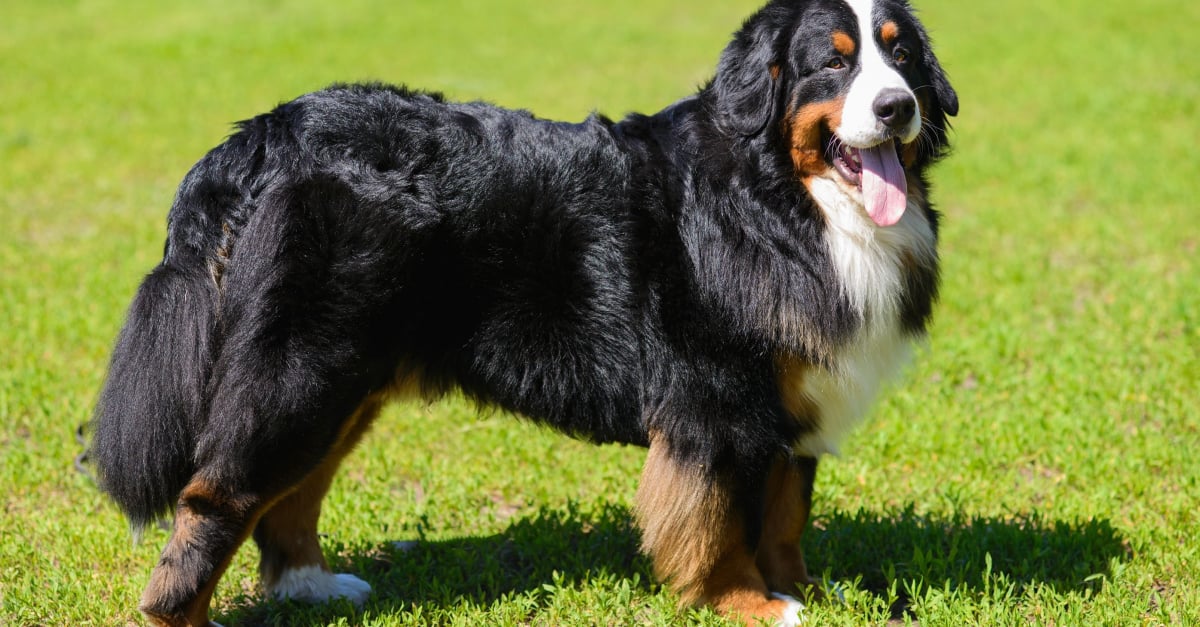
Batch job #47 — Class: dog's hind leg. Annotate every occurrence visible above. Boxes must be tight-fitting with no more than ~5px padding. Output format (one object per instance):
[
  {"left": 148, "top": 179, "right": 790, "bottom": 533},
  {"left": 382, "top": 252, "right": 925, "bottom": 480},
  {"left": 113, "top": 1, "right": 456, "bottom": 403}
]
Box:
[
  {"left": 138, "top": 474, "right": 265, "bottom": 627},
  {"left": 136, "top": 174, "right": 410, "bottom": 626},
  {"left": 137, "top": 368, "right": 382, "bottom": 626},
  {"left": 252, "top": 396, "right": 383, "bottom": 605}
]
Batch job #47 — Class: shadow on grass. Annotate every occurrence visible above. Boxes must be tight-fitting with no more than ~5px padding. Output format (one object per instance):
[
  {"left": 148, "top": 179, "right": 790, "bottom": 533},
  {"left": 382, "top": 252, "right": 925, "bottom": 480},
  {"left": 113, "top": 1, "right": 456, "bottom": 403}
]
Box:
[
  {"left": 803, "top": 505, "right": 1132, "bottom": 616},
  {"left": 218, "top": 502, "right": 653, "bottom": 626},
  {"left": 809, "top": 505, "right": 1131, "bottom": 590},
  {"left": 366, "top": 502, "right": 652, "bottom": 604},
  {"left": 218, "top": 502, "right": 1131, "bottom": 625}
]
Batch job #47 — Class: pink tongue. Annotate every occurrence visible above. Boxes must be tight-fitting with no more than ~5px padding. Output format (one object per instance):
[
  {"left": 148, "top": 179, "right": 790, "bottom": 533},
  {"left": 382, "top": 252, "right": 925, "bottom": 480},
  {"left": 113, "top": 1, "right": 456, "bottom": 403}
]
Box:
[{"left": 859, "top": 143, "right": 907, "bottom": 227}]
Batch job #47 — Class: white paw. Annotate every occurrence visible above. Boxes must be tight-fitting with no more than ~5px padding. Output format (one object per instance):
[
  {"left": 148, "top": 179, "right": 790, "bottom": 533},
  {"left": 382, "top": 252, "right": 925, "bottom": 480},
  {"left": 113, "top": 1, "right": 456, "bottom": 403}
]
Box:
[
  {"left": 771, "top": 592, "right": 806, "bottom": 627},
  {"left": 271, "top": 565, "right": 372, "bottom": 606}
]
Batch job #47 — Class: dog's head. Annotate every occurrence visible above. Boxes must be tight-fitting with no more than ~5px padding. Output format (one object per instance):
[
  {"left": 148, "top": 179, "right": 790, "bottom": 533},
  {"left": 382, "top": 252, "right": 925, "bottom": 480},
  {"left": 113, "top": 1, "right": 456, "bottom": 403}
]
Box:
[{"left": 713, "top": 0, "right": 957, "bottom": 226}]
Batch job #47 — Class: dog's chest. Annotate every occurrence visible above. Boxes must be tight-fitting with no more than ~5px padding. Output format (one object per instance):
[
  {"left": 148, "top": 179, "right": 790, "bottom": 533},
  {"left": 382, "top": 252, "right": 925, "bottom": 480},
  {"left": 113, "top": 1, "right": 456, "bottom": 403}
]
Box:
[
  {"left": 787, "top": 178, "right": 936, "bottom": 456},
  {"left": 790, "top": 322, "right": 914, "bottom": 456}
]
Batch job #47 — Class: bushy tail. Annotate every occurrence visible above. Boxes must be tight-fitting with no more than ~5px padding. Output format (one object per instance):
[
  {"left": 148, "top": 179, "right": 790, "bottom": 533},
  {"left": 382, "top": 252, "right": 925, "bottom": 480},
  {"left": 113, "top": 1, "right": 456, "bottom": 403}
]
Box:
[{"left": 90, "top": 261, "right": 217, "bottom": 532}]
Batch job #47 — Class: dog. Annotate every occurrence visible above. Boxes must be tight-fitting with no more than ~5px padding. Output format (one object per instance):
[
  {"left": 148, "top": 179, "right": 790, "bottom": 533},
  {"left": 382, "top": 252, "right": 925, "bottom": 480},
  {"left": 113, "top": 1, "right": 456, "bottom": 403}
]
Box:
[{"left": 90, "top": 0, "right": 956, "bottom": 624}]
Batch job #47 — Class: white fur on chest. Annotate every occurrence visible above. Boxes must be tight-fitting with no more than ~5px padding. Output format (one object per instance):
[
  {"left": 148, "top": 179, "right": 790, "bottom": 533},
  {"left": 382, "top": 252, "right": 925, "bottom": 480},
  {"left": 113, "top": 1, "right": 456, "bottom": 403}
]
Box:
[{"left": 792, "top": 176, "right": 935, "bottom": 457}]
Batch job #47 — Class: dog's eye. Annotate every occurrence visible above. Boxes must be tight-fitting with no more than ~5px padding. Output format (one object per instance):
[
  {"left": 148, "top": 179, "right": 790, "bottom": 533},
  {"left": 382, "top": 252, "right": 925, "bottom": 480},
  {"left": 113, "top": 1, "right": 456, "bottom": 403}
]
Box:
[
  {"left": 892, "top": 47, "right": 910, "bottom": 64},
  {"left": 826, "top": 57, "right": 846, "bottom": 70}
]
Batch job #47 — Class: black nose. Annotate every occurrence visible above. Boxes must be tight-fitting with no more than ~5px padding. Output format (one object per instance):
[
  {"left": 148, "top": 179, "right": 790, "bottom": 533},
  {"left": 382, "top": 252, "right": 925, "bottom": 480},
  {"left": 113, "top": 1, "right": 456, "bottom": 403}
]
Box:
[{"left": 873, "top": 88, "right": 917, "bottom": 131}]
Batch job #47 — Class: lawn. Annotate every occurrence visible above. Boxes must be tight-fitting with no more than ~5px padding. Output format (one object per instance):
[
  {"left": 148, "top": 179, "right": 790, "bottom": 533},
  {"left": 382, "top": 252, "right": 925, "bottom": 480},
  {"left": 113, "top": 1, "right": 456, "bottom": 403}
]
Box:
[{"left": 1, "top": 0, "right": 1197, "bottom": 625}]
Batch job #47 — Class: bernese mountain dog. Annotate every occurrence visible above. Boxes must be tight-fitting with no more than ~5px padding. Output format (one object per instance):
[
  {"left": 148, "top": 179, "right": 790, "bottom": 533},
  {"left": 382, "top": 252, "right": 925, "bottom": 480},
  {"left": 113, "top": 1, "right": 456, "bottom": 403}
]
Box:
[{"left": 90, "top": 0, "right": 957, "bottom": 624}]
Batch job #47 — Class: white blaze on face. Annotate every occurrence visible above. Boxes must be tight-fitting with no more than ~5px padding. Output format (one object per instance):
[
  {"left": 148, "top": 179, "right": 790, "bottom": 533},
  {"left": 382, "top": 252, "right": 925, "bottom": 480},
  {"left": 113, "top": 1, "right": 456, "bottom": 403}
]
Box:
[
  {"left": 837, "top": 0, "right": 921, "bottom": 147},
  {"left": 832, "top": 0, "right": 921, "bottom": 227}
]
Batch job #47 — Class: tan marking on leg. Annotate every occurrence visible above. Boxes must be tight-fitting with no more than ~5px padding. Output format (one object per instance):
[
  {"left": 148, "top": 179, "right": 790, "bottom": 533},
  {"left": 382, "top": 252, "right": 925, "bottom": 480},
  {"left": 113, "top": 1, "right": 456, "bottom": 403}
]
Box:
[
  {"left": 255, "top": 397, "right": 384, "bottom": 588},
  {"left": 139, "top": 394, "right": 386, "bottom": 627},
  {"left": 140, "top": 478, "right": 271, "bottom": 627},
  {"left": 699, "top": 514, "right": 799, "bottom": 625},
  {"left": 756, "top": 457, "right": 821, "bottom": 598},
  {"left": 704, "top": 546, "right": 797, "bottom": 626},
  {"left": 635, "top": 436, "right": 791, "bottom": 625},
  {"left": 635, "top": 435, "right": 729, "bottom": 602}
]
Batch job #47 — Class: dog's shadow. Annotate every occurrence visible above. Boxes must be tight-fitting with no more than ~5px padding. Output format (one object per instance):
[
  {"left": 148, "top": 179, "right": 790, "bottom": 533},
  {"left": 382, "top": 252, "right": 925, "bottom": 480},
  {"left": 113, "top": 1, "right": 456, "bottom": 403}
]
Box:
[
  {"left": 218, "top": 503, "right": 1130, "bottom": 625},
  {"left": 803, "top": 505, "right": 1132, "bottom": 616}
]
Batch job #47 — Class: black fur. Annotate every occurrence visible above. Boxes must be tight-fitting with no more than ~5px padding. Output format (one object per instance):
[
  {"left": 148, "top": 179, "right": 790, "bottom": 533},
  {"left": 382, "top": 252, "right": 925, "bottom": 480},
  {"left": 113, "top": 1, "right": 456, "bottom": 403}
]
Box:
[
  {"left": 91, "top": 0, "right": 956, "bottom": 583},
  {"left": 91, "top": 263, "right": 216, "bottom": 526}
]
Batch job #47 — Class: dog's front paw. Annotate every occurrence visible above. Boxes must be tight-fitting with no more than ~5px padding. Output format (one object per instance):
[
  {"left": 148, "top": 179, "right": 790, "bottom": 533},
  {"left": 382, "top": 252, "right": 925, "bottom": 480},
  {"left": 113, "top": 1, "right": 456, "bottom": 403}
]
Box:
[{"left": 770, "top": 592, "right": 806, "bottom": 626}]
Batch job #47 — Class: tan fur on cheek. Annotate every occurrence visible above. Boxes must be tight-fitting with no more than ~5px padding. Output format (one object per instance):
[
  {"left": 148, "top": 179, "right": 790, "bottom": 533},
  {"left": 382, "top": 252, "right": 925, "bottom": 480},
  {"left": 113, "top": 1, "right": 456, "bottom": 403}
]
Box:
[{"left": 784, "top": 99, "right": 844, "bottom": 179}]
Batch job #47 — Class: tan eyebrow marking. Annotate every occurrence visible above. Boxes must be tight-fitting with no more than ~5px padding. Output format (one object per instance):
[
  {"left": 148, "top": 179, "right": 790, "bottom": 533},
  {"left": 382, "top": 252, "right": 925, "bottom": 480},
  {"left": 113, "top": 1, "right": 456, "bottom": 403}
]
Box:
[
  {"left": 880, "top": 21, "right": 900, "bottom": 46},
  {"left": 832, "top": 31, "right": 856, "bottom": 56}
]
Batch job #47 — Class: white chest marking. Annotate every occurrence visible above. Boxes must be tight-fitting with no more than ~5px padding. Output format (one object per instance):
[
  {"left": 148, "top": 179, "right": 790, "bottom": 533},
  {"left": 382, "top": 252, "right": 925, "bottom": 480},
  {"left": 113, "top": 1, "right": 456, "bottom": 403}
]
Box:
[{"left": 793, "top": 176, "right": 934, "bottom": 456}]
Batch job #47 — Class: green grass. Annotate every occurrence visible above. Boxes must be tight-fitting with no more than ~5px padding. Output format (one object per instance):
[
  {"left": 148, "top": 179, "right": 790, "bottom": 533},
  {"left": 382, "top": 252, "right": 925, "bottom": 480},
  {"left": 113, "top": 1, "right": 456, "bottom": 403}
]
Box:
[{"left": 2, "top": 0, "right": 1197, "bottom": 624}]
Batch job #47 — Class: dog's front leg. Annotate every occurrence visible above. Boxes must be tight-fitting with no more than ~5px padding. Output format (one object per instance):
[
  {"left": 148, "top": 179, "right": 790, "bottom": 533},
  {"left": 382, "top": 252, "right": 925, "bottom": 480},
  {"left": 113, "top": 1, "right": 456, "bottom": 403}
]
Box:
[{"left": 635, "top": 436, "right": 804, "bottom": 627}]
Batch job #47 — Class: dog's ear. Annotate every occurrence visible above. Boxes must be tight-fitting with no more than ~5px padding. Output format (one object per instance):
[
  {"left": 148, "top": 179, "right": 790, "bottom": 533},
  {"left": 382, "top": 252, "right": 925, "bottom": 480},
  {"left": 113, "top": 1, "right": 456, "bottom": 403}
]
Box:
[
  {"left": 713, "top": 17, "right": 781, "bottom": 136},
  {"left": 927, "top": 53, "right": 958, "bottom": 117},
  {"left": 914, "top": 25, "right": 958, "bottom": 118}
]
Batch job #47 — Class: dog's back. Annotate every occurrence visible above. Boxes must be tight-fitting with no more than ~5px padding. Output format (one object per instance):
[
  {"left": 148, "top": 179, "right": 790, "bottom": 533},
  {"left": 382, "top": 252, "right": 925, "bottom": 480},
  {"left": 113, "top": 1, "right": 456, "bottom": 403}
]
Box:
[{"left": 91, "top": 84, "right": 658, "bottom": 533}]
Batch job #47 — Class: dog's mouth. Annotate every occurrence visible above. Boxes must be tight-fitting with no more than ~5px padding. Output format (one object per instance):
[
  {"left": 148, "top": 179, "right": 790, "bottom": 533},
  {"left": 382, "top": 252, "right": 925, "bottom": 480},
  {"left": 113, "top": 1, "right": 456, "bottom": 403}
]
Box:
[
  {"left": 832, "top": 142, "right": 864, "bottom": 187},
  {"left": 823, "top": 130, "right": 909, "bottom": 228}
]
